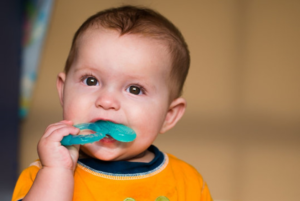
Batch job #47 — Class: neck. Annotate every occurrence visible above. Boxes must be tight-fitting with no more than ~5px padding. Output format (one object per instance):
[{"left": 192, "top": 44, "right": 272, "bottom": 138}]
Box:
[
  {"left": 79, "top": 149, "right": 155, "bottom": 163},
  {"left": 126, "top": 150, "right": 155, "bottom": 163}
]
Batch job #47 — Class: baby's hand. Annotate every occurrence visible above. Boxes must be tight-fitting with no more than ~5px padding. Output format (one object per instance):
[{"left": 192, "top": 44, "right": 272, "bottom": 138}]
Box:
[{"left": 37, "top": 120, "right": 80, "bottom": 171}]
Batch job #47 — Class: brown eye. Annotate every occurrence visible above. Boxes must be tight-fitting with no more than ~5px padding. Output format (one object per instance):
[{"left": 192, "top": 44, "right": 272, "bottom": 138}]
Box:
[
  {"left": 127, "top": 86, "right": 142, "bottom": 95},
  {"left": 84, "top": 77, "right": 98, "bottom": 86}
]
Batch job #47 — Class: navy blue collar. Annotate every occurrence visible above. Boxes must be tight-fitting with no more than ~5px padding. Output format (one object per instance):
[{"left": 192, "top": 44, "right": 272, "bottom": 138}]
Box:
[{"left": 78, "top": 145, "right": 164, "bottom": 174}]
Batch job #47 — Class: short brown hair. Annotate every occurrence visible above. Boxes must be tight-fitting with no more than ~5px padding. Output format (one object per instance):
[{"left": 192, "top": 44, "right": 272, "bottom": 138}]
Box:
[{"left": 65, "top": 5, "right": 190, "bottom": 99}]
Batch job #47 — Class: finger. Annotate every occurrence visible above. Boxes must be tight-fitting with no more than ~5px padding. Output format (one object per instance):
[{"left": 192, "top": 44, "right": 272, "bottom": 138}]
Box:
[
  {"left": 45, "top": 125, "right": 80, "bottom": 143},
  {"left": 68, "top": 144, "right": 80, "bottom": 169},
  {"left": 43, "top": 120, "right": 75, "bottom": 138},
  {"left": 68, "top": 144, "right": 80, "bottom": 158},
  {"left": 60, "top": 120, "right": 73, "bottom": 125},
  {"left": 43, "top": 124, "right": 67, "bottom": 138}
]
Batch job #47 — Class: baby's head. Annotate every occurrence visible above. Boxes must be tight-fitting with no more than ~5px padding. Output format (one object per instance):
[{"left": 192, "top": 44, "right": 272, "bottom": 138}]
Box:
[
  {"left": 57, "top": 6, "right": 190, "bottom": 161},
  {"left": 65, "top": 5, "right": 190, "bottom": 100}
]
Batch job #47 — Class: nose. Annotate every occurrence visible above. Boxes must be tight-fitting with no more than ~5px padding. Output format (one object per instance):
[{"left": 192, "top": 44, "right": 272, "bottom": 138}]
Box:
[{"left": 95, "top": 90, "right": 120, "bottom": 110}]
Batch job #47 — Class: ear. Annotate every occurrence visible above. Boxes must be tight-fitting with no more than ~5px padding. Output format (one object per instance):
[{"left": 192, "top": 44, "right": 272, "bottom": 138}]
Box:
[
  {"left": 160, "top": 97, "right": 186, "bottom": 134},
  {"left": 56, "top": 72, "right": 66, "bottom": 107}
]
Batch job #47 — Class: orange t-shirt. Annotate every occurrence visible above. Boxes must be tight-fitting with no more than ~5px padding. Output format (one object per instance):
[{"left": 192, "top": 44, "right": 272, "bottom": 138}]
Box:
[{"left": 12, "top": 152, "right": 212, "bottom": 201}]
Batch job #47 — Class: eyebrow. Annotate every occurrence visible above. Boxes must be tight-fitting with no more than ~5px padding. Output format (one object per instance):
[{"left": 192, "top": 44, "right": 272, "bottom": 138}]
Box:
[{"left": 73, "top": 66, "right": 100, "bottom": 73}]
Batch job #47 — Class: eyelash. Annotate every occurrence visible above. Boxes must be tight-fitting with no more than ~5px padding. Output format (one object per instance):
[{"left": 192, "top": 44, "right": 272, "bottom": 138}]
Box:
[
  {"left": 128, "top": 84, "right": 147, "bottom": 95},
  {"left": 79, "top": 73, "right": 147, "bottom": 94},
  {"left": 80, "top": 73, "right": 97, "bottom": 82}
]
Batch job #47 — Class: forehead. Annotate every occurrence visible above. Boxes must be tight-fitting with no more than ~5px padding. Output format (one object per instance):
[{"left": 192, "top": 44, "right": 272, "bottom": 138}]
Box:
[{"left": 74, "top": 27, "right": 172, "bottom": 78}]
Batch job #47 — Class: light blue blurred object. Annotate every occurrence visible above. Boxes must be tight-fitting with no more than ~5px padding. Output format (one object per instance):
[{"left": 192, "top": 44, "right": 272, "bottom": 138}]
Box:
[
  {"left": 20, "top": 0, "right": 54, "bottom": 118},
  {"left": 61, "top": 121, "right": 136, "bottom": 146}
]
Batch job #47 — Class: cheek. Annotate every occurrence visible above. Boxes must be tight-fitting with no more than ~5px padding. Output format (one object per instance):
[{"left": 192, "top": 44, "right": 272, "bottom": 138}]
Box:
[
  {"left": 62, "top": 94, "right": 92, "bottom": 120},
  {"left": 63, "top": 102, "right": 77, "bottom": 120},
  {"left": 131, "top": 104, "right": 167, "bottom": 135}
]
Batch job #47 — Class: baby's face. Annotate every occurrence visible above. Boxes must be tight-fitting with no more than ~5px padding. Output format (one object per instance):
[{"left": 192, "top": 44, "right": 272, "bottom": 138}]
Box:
[{"left": 57, "top": 28, "right": 173, "bottom": 161}]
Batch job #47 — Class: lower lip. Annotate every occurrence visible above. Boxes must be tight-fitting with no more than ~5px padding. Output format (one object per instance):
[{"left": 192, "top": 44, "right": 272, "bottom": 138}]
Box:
[{"left": 99, "top": 136, "right": 117, "bottom": 143}]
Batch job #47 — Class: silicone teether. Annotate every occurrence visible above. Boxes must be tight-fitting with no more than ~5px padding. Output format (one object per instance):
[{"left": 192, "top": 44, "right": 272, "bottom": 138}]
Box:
[{"left": 61, "top": 121, "right": 136, "bottom": 146}]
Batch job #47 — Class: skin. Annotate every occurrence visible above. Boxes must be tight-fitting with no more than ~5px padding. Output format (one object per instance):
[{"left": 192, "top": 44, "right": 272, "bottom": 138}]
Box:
[{"left": 23, "top": 27, "right": 186, "bottom": 201}]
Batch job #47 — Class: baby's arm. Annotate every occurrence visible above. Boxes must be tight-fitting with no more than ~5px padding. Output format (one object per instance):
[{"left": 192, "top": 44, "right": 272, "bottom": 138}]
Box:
[{"left": 23, "top": 120, "right": 80, "bottom": 201}]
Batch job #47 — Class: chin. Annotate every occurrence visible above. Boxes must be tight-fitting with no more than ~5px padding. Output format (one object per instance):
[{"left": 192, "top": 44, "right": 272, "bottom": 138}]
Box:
[
  {"left": 95, "top": 154, "right": 119, "bottom": 161},
  {"left": 81, "top": 148, "right": 120, "bottom": 161}
]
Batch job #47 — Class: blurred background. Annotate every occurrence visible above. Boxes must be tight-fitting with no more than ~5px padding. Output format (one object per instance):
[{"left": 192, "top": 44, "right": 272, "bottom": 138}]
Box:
[{"left": 1, "top": 0, "right": 299, "bottom": 200}]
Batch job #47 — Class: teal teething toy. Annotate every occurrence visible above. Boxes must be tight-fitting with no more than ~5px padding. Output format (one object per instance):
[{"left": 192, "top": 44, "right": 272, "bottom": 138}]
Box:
[{"left": 61, "top": 121, "right": 136, "bottom": 146}]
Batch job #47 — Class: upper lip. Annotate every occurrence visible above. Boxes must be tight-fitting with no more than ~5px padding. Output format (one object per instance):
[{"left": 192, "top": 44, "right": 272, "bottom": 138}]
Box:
[{"left": 90, "top": 118, "right": 118, "bottom": 124}]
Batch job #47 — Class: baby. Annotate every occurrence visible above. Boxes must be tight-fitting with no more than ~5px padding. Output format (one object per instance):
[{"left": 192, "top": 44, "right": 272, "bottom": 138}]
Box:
[{"left": 12, "top": 6, "right": 212, "bottom": 201}]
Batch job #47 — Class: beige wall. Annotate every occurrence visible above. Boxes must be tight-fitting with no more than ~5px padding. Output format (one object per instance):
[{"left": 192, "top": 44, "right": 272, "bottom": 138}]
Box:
[{"left": 20, "top": 0, "right": 300, "bottom": 201}]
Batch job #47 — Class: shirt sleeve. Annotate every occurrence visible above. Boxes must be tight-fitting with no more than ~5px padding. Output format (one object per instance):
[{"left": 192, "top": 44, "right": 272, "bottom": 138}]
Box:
[
  {"left": 11, "top": 162, "right": 40, "bottom": 201},
  {"left": 201, "top": 181, "right": 213, "bottom": 201}
]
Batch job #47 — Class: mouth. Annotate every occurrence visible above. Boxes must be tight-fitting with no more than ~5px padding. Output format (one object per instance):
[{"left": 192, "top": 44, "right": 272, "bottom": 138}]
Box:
[
  {"left": 90, "top": 118, "right": 117, "bottom": 124},
  {"left": 99, "top": 134, "right": 116, "bottom": 142},
  {"left": 103, "top": 134, "right": 113, "bottom": 139},
  {"left": 61, "top": 120, "right": 136, "bottom": 146},
  {"left": 78, "top": 126, "right": 115, "bottom": 142}
]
